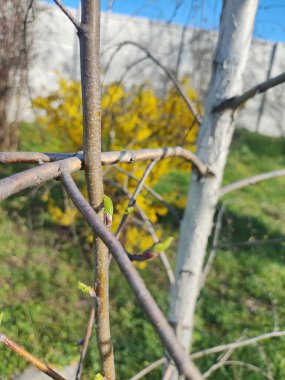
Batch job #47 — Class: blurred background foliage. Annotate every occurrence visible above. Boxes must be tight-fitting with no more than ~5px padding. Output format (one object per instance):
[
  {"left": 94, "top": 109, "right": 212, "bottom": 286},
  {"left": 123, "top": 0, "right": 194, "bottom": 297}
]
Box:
[{"left": 1, "top": 79, "right": 285, "bottom": 379}]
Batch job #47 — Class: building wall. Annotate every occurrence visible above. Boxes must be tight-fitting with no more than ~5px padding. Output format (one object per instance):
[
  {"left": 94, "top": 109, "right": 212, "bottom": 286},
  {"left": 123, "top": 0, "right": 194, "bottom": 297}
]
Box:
[{"left": 27, "top": 2, "right": 285, "bottom": 136}]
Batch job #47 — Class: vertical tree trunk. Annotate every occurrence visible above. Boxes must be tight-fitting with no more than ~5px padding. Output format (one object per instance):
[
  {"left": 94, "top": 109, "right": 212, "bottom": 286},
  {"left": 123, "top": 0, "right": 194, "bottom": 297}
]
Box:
[
  {"left": 79, "top": 1, "right": 115, "bottom": 378},
  {"left": 168, "top": 0, "right": 258, "bottom": 378}
]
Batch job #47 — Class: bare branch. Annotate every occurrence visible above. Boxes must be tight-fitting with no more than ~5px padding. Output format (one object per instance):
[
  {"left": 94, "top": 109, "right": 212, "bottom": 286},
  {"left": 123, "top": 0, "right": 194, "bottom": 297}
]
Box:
[
  {"left": 191, "top": 331, "right": 285, "bottom": 360},
  {"left": 217, "top": 237, "right": 285, "bottom": 250},
  {"left": 203, "top": 331, "right": 246, "bottom": 378},
  {"left": 214, "top": 72, "right": 285, "bottom": 112},
  {"left": 207, "top": 360, "right": 271, "bottom": 379},
  {"left": 60, "top": 167, "right": 203, "bottom": 380},
  {"left": 116, "top": 160, "right": 157, "bottom": 239},
  {"left": 105, "top": 179, "right": 175, "bottom": 284},
  {"left": 75, "top": 305, "right": 95, "bottom": 380},
  {"left": 79, "top": 0, "right": 114, "bottom": 376},
  {"left": 0, "top": 332, "right": 66, "bottom": 380},
  {"left": 108, "top": 41, "right": 202, "bottom": 124},
  {"left": 112, "top": 165, "right": 180, "bottom": 222},
  {"left": 0, "top": 147, "right": 211, "bottom": 176},
  {"left": 199, "top": 203, "right": 225, "bottom": 291},
  {"left": 220, "top": 169, "right": 285, "bottom": 198},
  {"left": 53, "top": 0, "right": 81, "bottom": 30},
  {"left": 129, "top": 358, "right": 166, "bottom": 380},
  {"left": 0, "top": 156, "right": 81, "bottom": 201},
  {"left": 0, "top": 148, "right": 211, "bottom": 202}
]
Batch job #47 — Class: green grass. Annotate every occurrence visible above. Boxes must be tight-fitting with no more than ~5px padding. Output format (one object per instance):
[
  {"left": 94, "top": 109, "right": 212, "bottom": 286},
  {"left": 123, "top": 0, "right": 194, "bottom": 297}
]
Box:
[{"left": 1, "top": 126, "right": 285, "bottom": 379}]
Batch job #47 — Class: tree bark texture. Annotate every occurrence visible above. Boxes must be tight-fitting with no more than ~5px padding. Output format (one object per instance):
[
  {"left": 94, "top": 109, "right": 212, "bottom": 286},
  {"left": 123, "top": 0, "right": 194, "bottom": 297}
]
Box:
[
  {"left": 168, "top": 1, "right": 258, "bottom": 378},
  {"left": 79, "top": 1, "right": 115, "bottom": 378}
]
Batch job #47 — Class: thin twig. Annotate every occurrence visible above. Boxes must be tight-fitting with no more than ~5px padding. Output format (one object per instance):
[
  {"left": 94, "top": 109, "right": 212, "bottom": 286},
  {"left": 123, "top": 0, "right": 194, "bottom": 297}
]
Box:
[
  {"left": 105, "top": 180, "right": 175, "bottom": 284},
  {"left": 203, "top": 331, "right": 246, "bottom": 378},
  {"left": 0, "top": 332, "right": 66, "bottom": 380},
  {"left": 105, "top": 41, "right": 201, "bottom": 124},
  {"left": 191, "top": 330, "right": 285, "bottom": 360},
  {"left": 116, "top": 160, "right": 157, "bottom": 239},
  {"left": 129, "top": 358, "right": 166, "bottom": 380},
  {"left": 112, "top": 165, "right": 180, "bottom": 222},
  {"left": 53, "top": 0, "right": 82, "bottom": 30},
  {"left": 214, "top": 72, "right": 285, "bottom": 112},
  {"left": 220, "top": 168, "right": 285, "bottom": 198},
  {"left": 75, "top": 305, "right": 95, "bottom": 380},
  {"left": 135, "top": 205, "right": 175, "bottom": 285},
  {"left": 217, "top": 237, "right": 285, "bottom": 250},
  {"left": 199, "top": 204, "right": 225, "bottom": 291},
  {"left": 60, "top": 167, "right": 203, "bottom": 380},
  {"left": 208, "top": 360, "right": 271, "bottom": 379}
]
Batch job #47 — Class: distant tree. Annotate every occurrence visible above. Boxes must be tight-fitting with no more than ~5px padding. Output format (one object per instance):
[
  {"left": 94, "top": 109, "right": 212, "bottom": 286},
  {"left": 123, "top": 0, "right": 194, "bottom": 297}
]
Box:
[{"left": 0, "top": 0, "right": 33, "bottom": 150}]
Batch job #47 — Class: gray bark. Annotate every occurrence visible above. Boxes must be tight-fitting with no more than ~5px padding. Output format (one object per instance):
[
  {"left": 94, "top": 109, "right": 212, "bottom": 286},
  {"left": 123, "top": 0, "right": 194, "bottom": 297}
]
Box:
[{"left": 168, "top": 1, "right": 259, "bottom": 378}]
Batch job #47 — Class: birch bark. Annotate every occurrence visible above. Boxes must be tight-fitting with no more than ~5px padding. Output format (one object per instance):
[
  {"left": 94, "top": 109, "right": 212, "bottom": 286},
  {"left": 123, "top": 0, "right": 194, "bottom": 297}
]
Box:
[{"left": 168, "top": 1, "right": 258, "bottom": 378}]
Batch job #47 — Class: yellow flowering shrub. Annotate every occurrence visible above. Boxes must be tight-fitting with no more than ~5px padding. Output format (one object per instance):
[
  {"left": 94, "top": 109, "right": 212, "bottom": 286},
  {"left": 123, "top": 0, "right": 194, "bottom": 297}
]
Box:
[{"left": 34, "top": 78, "right": 201, "bottom": 256}]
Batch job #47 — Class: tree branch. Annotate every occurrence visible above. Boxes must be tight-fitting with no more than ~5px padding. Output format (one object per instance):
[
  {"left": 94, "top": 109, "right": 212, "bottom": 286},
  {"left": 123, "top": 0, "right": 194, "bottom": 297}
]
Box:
[
  {"left": 199, "top": 203, "right": 225, "bottom": 291},
  {"left": 107, "top": 41, "right": 202, "bottom": 124},
  {"left": 0, "top": 147, "right": 212, "bottom": 201},
  {"left": 75, "top": 305, "right": 95, "bottom": 380},
  {"left": 0, "top": 147, "right": 210, "bottom": 176},
  {"left": 112, "top": 165, "right": 180, "bottom": 222},
  {"left": 214, "top": 72, "right": 285, "bottom": 112},
  {"left": 115, "top": 160, "right": 158, "bottom": 239},
  {"left": 191, "top": 331, "right": 285, "bottom": 359},
  {"left": 0, "top": 332, "right": 66, "bottom": 380},
  {"left": 206, "top": 360, "right": 271, "bottom": 379},
  {"left": 129, "top": 358, "right": 166, "bottom": 380},
  {"left": 220, "top": 168, "right": 285, "bottom": 197},
  {"left": 0, "top": 156, "right": 81, "bottom": 201},
  {"left": 79, "top": 0, "right": 114, "bottom": 377},
  {"left": 53, "top": 0, "right": 82, "bottom": 30},
  {"left": 60, "top": 167, "right": 203, "bottom": 380}
]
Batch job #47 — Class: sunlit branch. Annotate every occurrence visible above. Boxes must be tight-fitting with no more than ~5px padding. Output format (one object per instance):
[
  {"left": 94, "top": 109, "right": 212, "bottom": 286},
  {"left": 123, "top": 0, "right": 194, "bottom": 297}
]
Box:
[
  {"left": 0, "top": 147, "right": 210, "bottom": 175},
  {"left": 129, "top": 358, "right": 166, "bottom": 380},
  {"left": 75, "top": 305, "right": 95, "bottom": 380},
  {"left": 191, "top": 331, "right": 285, "bottom": 359},
  {"left": 60, "top": 167, "right": 203, "bottom": 380},
  {"left": 220, "top": 168, "right": 285, "bottom": 198},
  {"left": 0, "top": 147, "right": 212, "bottom": 201},
  {"left": 0, "top": 157, "right": 81, "bottom": 201},
  {"left": 0, "top": 332, "right": 66, "bottom": 380},
  {"left": 115, "top": 160, "right": 157, "bottom": 239},
  {"left": 112, "top": 165, "right": 180, "bottom": 222},
  {"left": 199, "top": 204, "right": 225, "bottom": 291},
  {"left": 214, "top": 72, "right": 285, "bottom": 112},
  {"left": 105, "top": 41, "right": 202, "bottom": 124},
  {"left": 53, "top": 0, "right": 81, "bottom": 30}
]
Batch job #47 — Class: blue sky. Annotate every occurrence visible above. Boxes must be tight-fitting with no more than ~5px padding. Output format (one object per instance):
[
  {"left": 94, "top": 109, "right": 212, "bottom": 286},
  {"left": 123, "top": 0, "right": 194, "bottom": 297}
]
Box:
[{"left": 48, "top": 0, "right": 285, "bottom": 42}]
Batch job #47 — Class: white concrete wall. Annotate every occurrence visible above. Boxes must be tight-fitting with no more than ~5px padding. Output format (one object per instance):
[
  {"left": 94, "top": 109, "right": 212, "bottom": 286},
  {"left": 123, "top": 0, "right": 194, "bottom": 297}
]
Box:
[{"left": 26, "top": 2, "right": 285, "bottom": 136}]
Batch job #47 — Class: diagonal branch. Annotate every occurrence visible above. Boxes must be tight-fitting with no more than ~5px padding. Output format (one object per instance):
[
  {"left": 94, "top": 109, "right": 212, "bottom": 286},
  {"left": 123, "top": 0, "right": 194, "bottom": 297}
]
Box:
[
  {"left": 112, "top": 165, "right": 180, "bottom": 222},
  {"left": 53, "top": 0, "right": 82, "bottom": 30},
  {"left": 60, "top": 167, "right": 203, "bottom": 380},
  {"left": 0, "top": 156, "right": 82, "bottom": 201},
  {"left": 214, "top": 72, "right": 285, "bottom": 112},
  {"left": 115, "top": 160, "right": 157, "bottom": 239},
  {"left": 75, "top": 305, "right": 95, "bottom": 380},
  {"left": 220, "top": 168, "right": 285, "bottom": 198},
  {"left": 107, "top": 41, "right": 202, "bottom": 124},
  {"left": 0, "top": 332, "right": 66, "bottom": 380},
  {"left": 129, "top": 358, "right": 166, "bottom": 380},
  {"left": 190, "top": 330, "right": 285, "bottom": 360}
]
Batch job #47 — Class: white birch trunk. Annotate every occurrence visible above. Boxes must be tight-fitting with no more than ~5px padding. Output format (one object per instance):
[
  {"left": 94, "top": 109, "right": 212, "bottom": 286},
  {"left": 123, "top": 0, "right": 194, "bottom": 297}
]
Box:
[{"left": 168, "top": 1, "right": 258, "bottom": 378}]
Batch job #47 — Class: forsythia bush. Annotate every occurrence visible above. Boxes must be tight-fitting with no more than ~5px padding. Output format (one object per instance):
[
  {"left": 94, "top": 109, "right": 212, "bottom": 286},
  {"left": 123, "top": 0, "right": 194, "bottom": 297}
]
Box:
[{"left": 34, "top": 78, "right": 201, "bottom": 256}]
